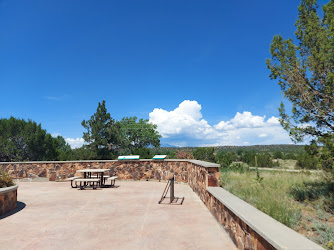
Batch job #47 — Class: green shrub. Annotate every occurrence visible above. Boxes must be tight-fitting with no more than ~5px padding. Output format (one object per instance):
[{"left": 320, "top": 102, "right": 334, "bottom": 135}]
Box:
[
  {"left": 296, "top": 153, "right": 318, "bottom": 169},
  {"left": 283, "top": 153, "right": 297, "bottom": 160},
  {"left": 290, "top": 185, "right": 318, "bottom": 201},
  {"left": 0, "top": 171, "right": 14, "bottom": 188},
  {"left": 216, "top": 151, "right": 233, "bottom": 167},
  {"left": 257, "top": 153, "right": 275, "bottom": 168},
  {"left": 290, "top": 181, "right": 334, "bottom": 212},
  {"left": 132, "top": 147, "right": 153, "bottom": 159},
  {"left": 273, "top": 151, "right": 283, "bottom": 159},
  {"left": 193, "top": 147, "right": 215, "bottom": 162}
]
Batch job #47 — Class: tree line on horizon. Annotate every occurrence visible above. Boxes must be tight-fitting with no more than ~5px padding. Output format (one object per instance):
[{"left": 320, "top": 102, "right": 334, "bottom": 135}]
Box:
[
  {"left": 0, "top": 100, "right": 161, "bottom": 162},
  {"left": 0, "top": 112, "right": 310, "bottom": 164}
]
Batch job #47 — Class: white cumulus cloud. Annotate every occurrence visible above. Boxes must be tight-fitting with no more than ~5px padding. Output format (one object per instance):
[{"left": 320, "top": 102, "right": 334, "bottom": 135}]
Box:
[
  {"left": 230, "top": 111, "right": 266, "bottom": 128},
  {"left": 149, "top": 100, "right": 292, "bottom": 146},
  {"left": 65, "top": 138, "right": 85, "bottom": 149},
  {"left": 149, "top": 100, "right": 216, "bottom": 138},
  {"left": 267, "top": 116, "right": 280, "bottom": 126}
]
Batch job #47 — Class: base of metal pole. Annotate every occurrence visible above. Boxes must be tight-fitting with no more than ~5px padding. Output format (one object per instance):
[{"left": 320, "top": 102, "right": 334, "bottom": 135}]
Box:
[{"left": 158, "top": 176, "right": 184, "bottom": 205}]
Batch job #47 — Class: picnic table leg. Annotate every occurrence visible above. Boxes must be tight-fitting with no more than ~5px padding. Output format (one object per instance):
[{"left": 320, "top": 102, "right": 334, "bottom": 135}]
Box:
[
  {"left": 80, "top": 181, "right": 85, "bottom": 190},
  {"left": 83, "top": 172, "right": 87, "bottom": 187},
  {"left": 100, "top": 173, "right": 104, "bottom": 187},
  {"left": 71, "top": 180, "right": 77, "bottom": 188}
]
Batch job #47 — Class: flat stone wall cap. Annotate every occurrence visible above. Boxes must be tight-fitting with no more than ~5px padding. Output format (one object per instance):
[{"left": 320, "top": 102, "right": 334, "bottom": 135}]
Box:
[
  {"left": 0, "top": 159, "right": 220, "bottom": 168},
  {"left": 207, "top": 187, "right": 323, "bottom": 250},
  {"left": 0, "top": 184, "right": 19, "bottom": 194},
  {"left": 0, "top": 160, "right": 119, "bottom": 164},
  {"left": 76, "top": 169, "right": 109, "bottom": 173},
  {"left": 187, "top": 160, "right": 220, "bottom": 168}
]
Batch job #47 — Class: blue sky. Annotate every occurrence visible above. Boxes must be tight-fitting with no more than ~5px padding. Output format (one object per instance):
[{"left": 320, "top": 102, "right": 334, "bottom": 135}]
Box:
[{"left": 1, "top": 0, "right": 327, "bottom": 148}]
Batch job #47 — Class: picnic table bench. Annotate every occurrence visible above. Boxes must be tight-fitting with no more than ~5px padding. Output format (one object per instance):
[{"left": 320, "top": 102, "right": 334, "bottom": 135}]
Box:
[
  {"left": 73, "top": 178, "right": 100, "bottom": 190},
  {"left": 66, "top": 176, "right": 81, "bottom": 188},
  {"left": 108, "top": 176, "right": 118, "bottom": 186}
]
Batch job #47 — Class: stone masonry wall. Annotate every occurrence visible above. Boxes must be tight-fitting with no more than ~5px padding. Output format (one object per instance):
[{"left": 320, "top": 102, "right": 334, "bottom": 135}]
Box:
[
  {"left": 203, "top": 191, "right": 275, "bottom": 250},
  {"left": 0, "top": 160, "right": 219, "bottom": 186},
  {"left": 0, "top": 160, "right": 220, "bottom": 190},
  {"left": 0, "top": 185, "right": 18, "bottom": 216}
]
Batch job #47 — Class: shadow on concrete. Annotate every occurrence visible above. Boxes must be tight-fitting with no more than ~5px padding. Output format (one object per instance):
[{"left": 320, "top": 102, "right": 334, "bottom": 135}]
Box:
[
  {"left": 101, "top": 185, "right": 120, "bottom": 189},
  {"left": 74, "top": 185, "right": 120, "bottom": 190},
  {"left": 0, "top": 201, "right": 26, "bottom": 220},
  {"left": 158, "top": 197, "right": 185, "bottom": 205}
]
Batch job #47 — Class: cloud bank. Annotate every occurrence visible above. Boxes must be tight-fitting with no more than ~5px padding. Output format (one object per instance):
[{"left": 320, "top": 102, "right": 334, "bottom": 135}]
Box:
[
  {"left": 65, "top": 138, "right": 85, "bottom": 149},
  {"left": 149, "top": 100, "right": 291, "bottom": 147},
  {"left": 52, "top": 133, "right": 85, "bottom": 149}
]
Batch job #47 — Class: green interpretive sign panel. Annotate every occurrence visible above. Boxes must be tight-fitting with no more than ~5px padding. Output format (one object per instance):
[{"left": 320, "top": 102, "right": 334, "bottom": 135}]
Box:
[{"left": 118, "top": 155, "right": 140, "bottom": 160}]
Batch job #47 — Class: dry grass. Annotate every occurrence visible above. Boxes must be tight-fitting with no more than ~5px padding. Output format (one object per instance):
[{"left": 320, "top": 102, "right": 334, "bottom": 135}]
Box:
[
  {"left": 221, "top": 170, "right": 334, "bottom": 249},
  {"left": 277, "top": 159, "right": 297, "bottom": 169}
]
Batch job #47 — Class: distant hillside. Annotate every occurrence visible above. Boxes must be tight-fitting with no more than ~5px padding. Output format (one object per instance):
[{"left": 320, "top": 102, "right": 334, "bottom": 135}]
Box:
[
  {"left": 152, "top": 144, "right": 305, "bottom": 154},
  {"left": 160, "top": 143, "right": 179, "bottom": 148},
  {"left": 214, "top": 144, "right": 305, "bottom": 153}
]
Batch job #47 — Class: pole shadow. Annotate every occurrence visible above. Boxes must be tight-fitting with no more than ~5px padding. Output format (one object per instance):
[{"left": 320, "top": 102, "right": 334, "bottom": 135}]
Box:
[{"left": 158, "top": 197, "right": 185, "bottom": 205}]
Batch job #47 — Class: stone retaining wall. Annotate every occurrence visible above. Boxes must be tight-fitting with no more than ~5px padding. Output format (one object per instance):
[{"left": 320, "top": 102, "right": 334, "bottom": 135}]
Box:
[
  {"left": 205, "top": 189, "right": 275, "bottom": 250},
  {"left": 0, "top": 185, "right": 18, "bottom": 216},
  {"left": 0, "top": 160, "right": 220, "bottom": 191},
  {"left": 206, "top": 187, "right": 322, "bottom": 250}
]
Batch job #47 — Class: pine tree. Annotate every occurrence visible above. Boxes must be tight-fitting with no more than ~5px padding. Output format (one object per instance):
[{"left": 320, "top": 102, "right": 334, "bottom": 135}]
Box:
[
  {"left": 266, "top": 0, "right": 334, "bottom": 175},
  {"left": 81, "top": 100, "right": 120, "bottom": 159}
]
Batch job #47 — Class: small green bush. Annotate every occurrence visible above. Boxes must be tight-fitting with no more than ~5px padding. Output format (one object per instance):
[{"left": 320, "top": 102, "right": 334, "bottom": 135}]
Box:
[
  {"left": 0, "top": 171, "right": 14, "bottom": 188},
  {"left": 290, "top": 185, "right": 317, "bottom": 201},
  {"left": 290, "top": 181, "right": 334, "bottom": 212},
  {"left": 296, "top": 153, "right": 318, "bottom": 169}
]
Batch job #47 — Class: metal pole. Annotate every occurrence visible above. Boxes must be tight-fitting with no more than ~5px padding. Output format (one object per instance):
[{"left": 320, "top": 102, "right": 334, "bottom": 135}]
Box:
[{"left": 170, "top": 176, "right": 174, "bottom": 203}]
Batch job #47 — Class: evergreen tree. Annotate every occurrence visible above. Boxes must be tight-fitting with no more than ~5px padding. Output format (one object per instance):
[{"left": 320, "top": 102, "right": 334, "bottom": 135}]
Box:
[
  {"left": 54, "top": 136, "right": 72, "bottom": 161},
  {"left": 193, "top": 147, "right": 216, "bottom": 162},
  {"left": 0, "top": 117, "right": 59, "bottom": 161},
  {"left": 266, "top": 0, "right": 334, "bottom": 175},
  {"left": 81, "top": 100, "right": 121, "bottom": 159},
  {"left": 215, "top": 151, "right": 233, "bottom": 167}
]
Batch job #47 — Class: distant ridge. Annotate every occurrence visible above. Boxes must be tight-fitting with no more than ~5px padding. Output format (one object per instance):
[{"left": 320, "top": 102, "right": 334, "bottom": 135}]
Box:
[
  {"left": 153, "top": 144, "right": 305, "bottom": 153},
  {"left": 160, "top": 143, "right": 179, "bottom": 148}
]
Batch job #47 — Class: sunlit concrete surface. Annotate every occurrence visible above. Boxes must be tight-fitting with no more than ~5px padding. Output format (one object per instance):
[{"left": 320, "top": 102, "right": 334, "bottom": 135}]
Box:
[{"left": 0, "top": 181, "right": 236, "bottom": 250}]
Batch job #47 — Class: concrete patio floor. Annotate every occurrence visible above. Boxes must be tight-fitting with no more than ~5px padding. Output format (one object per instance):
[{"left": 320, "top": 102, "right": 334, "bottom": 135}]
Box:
[{"left": 0, "top": 181, "right": 236, "bottom": 250}]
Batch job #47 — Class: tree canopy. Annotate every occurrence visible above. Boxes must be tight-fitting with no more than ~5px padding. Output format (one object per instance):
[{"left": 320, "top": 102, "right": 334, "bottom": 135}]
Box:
[
  {"left": 193, "top": 147, "right": 216, "bottom": 163},
  {"left": 0, "top": 117, "right": 66, "bottom": 161},
  {"left": 119, "top": 116, "right": 161, "bottom": 154},
  {"left": 81, "top": 101, "right": 161, "bottom": 158},
  {"left": 266, "top": 0, "right": 334, "bottom": 174}
]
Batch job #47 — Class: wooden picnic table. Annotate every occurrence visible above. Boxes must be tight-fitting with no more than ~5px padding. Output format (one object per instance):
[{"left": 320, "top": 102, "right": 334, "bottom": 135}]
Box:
[{"left": 76, "top": 169, "right": 110, "bottom": 188}]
